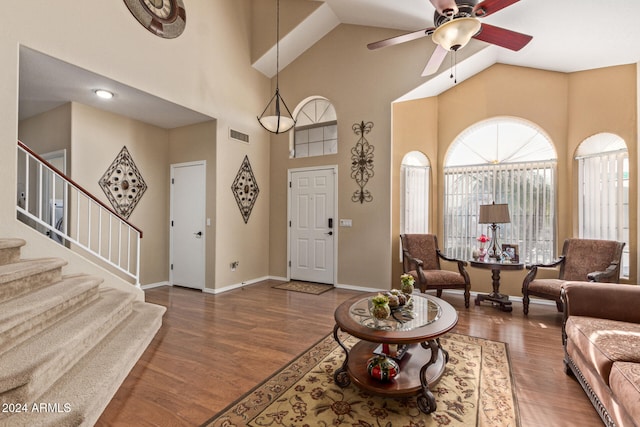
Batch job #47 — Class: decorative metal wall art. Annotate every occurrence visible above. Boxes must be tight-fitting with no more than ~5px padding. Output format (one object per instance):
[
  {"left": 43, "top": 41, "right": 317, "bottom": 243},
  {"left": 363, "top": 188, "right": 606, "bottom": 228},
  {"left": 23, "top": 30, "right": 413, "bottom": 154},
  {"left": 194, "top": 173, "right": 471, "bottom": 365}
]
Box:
[
  {"left": 99, "top": 146, "right": 148, "bottom": 219},
  {"left": 231, "top": 155, "right": 260, "bottom": 223},
  {"left": 351, "top": 121, "right": 375, "bottom": 203}
]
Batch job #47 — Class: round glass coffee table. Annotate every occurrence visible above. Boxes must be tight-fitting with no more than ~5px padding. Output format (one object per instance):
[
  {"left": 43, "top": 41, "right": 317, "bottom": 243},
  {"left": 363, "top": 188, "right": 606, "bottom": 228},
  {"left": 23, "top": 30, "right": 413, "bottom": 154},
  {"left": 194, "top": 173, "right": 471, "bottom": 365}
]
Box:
[{"left": 333, "top": 293, "right": 458, "bottom": 413}]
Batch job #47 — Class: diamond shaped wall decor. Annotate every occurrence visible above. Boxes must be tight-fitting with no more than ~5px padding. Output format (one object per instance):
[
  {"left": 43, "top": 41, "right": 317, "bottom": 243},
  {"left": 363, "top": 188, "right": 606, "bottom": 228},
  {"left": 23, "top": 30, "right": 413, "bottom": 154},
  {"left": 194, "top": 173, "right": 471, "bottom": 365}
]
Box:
[
  {"left": 99, "top": 146, "right": 147, "bottom": 219},
  {"left": 231, "top": 155, "right": 259, "bottom": 224}
]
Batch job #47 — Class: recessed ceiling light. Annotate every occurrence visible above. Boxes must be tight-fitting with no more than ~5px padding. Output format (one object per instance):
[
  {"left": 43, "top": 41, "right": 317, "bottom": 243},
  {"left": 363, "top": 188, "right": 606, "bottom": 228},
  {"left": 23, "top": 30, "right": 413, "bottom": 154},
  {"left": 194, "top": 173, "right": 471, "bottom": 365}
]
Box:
[{"left": 94, "top": 89, "right": 114, "bottom": 99}]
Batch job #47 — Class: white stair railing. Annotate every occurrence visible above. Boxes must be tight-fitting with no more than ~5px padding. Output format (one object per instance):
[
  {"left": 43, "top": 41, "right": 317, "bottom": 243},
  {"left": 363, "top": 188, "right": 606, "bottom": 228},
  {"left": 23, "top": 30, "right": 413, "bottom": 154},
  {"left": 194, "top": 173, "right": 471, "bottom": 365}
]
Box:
[{"left": 17, "top": 141, "right": 142, "bottom": 285}]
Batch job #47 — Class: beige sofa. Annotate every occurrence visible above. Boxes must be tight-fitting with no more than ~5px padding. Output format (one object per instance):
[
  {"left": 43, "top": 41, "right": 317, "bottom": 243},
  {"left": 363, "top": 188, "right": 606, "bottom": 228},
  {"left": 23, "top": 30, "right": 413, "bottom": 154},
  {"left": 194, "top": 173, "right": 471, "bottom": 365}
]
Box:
[{"left": 562, "top": 282, "right": 640, "bottom": 427}]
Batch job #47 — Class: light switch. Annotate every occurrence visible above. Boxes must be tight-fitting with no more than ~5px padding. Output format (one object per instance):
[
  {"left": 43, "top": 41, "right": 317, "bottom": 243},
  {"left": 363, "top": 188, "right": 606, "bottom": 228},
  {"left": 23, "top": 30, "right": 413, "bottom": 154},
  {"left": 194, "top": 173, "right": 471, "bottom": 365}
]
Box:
[
  {"left": 207, "top": 218, "right": 211, "bottom": 226},
  {"left": 339, "top": 219, "right": 352, "bottom": 227}
]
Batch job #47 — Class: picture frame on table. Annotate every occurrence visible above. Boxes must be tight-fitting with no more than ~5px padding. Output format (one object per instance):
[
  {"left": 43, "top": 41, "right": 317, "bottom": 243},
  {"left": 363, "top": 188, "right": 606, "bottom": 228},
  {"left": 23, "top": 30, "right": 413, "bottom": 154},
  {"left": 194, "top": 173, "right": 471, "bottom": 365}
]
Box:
[{"left": 502, "top": 244, "right": 519, "bottom": 262}]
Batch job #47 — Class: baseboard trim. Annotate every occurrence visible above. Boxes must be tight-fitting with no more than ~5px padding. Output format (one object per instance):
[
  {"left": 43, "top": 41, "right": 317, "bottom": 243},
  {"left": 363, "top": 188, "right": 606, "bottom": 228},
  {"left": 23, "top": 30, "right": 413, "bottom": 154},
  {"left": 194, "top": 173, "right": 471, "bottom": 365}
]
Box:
[
  {"left": 203, "top": 276, "right": 270, "bottom": 295},
  {"left": 141, "top": 281, "right": 170, "bottom": 290}
]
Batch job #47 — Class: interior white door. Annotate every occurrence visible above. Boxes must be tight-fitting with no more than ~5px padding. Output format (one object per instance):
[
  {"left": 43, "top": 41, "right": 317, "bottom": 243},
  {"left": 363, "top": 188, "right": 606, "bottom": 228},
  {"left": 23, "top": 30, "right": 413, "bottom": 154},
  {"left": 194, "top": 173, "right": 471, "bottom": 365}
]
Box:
[
  {"left": 170, "top": 161, "right": 206, "bottom": 289},
  {"left": 290, "top": 168, "right": 335, "bottom": 284}
]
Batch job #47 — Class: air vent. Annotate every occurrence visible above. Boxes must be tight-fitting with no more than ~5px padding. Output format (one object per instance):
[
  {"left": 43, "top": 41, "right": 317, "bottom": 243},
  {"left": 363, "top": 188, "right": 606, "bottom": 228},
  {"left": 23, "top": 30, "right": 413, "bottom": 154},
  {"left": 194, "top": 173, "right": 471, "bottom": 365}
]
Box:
[{"left": 229, "top": 128, "right": 250, "bottom": 144}]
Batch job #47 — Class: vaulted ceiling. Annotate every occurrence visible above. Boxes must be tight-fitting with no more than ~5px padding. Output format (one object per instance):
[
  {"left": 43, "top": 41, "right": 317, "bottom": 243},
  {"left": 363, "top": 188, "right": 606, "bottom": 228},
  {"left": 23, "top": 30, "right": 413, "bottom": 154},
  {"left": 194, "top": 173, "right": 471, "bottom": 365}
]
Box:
[{"left": 254, "top": 0, "right": 640, "bottom": 99}]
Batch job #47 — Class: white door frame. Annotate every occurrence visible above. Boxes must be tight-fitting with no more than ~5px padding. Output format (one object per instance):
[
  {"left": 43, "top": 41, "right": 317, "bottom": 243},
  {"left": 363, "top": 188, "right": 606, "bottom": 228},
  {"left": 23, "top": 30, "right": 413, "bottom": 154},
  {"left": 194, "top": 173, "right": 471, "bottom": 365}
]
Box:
[
  {"left": 287, "top": 165, "right": 338, "bottom": 284},
  {"left": 170, "top": 160, "right": 206, "bottom": 289}
]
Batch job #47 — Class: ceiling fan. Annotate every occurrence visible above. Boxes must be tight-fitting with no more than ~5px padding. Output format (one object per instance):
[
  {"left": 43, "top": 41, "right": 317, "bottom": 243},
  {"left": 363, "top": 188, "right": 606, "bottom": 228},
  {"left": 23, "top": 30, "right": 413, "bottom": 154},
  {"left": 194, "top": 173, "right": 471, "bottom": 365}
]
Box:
[{"left": 367, "top": 0, "right": 533, "bottom": 76}]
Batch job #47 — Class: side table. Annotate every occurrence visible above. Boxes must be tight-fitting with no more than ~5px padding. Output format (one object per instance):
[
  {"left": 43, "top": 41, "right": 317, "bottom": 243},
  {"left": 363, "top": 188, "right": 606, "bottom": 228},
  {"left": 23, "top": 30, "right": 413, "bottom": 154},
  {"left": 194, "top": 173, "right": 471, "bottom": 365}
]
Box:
[{"left": 470, "top": 260, "right": 524, "bottom": 312}]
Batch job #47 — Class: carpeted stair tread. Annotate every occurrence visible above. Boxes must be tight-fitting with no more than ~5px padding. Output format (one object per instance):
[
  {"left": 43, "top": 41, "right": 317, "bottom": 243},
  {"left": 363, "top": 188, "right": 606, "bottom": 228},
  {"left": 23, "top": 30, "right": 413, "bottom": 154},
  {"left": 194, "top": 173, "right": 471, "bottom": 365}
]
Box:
[
  {"left": 0, "top": 258, "right": 67, "bottom": 303},
  {"left": 0, "top": 288, "right": 137, "bottom": 406},
  {"left": 0, "top": 238, "right": 26, "bottom": 266},
  {"left": 0, "top": 274, "right": 103, "bottom": 356},
  {"left": 1, "top": 302, "right": 166, "bottom": 427}
]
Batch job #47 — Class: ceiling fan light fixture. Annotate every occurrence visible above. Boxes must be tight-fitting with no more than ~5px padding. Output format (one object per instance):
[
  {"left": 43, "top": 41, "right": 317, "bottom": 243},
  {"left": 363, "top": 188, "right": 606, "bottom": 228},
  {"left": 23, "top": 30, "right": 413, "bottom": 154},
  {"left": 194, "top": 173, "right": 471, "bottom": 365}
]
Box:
[{"left": 432, "top": 17, "right": 481, "bottom": 51}]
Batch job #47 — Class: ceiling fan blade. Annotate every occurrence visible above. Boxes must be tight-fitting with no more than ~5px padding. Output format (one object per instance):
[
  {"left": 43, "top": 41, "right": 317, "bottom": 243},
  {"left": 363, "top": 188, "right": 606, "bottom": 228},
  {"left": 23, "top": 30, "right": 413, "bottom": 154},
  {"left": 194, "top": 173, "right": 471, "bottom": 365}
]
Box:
[
  {"left": 473, "top": 23, "right": 532, "bottom": 51},
  {"left": 367, "top": 27, "right": 435, "bottom": 50},
  {"left": 473, "top": 0, "right": 520, "bottom": 17},
  {"left": 422, "top": 44, "right": 448, "bottom": 76}
]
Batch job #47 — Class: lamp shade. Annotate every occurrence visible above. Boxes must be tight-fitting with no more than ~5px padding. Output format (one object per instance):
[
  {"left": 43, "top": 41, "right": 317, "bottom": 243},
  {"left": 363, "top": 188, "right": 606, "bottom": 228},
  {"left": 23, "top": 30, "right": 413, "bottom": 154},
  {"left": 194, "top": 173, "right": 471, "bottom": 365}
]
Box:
[
  {"left": 479, "top": 203, "right": 510, "bottom": 224},
  {"left": 432, "top": 17, "right": 481, "bottom": 51},
  {"left": 258, "top": 114, "right": 295, "bottom": 134}
]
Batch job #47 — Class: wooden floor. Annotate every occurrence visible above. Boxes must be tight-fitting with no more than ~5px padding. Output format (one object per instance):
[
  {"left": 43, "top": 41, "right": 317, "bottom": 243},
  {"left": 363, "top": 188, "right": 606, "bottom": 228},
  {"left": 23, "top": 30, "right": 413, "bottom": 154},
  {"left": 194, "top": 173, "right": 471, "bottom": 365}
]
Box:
[{"left": 97, "top": 281, "right": 603, "bottom": 427}]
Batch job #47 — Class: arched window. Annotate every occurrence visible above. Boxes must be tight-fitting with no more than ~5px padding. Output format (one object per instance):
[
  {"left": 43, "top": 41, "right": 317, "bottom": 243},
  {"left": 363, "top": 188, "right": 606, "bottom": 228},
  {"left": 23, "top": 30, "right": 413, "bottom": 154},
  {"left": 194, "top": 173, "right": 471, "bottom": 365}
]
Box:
[
  {"left": 291, "top": 97, "right": 337, "bottom": 158},
  {"left": 575, "top": 132, "right": 629, "bottom": 278},
  {"left": 400, "top": 151, "right": 430, "bottom": 234},
  {"left": 443, "top": 117, "right": 557, "bottom": 263}
]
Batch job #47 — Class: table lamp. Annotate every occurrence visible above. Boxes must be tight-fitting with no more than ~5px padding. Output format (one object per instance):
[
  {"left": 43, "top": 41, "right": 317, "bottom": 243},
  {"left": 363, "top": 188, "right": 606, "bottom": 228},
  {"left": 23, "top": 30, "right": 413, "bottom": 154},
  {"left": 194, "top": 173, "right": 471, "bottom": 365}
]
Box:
[{"left": 478, "top": 202, "right": 510, "bottom": 260}]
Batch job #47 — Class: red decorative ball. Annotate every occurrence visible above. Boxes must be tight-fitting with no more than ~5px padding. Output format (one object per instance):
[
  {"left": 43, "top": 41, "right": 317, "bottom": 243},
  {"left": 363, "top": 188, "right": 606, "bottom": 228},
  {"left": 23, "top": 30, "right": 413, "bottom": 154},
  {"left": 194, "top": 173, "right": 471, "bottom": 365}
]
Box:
[{"left": 367, "top": 355, "right": 399, "bottom": 381}]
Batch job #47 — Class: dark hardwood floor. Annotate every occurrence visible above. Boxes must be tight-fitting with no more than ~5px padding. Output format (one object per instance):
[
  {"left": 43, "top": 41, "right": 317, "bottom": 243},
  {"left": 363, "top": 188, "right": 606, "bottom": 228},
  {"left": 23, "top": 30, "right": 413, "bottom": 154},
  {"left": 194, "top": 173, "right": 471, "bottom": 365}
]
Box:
[{"left": 97, "top": 281, "right": 602, "bottom": 427}]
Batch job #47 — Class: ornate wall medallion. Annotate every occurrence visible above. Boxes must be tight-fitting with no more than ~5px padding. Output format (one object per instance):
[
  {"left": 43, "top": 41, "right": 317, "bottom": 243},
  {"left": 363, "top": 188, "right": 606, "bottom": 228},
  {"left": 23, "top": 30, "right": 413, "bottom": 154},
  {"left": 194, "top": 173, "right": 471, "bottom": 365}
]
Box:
[
  {"left": 351, "top": 121, "right": 375, "bottom": 203},
  {"left": 123, "top": 0, "right": 186, "bottom": 38},
  {"left": 231, "top": 155, "right": 260, "bottom": 224},
  {"left": 99, "top": 146, "right": 148, "bottom": 219}
]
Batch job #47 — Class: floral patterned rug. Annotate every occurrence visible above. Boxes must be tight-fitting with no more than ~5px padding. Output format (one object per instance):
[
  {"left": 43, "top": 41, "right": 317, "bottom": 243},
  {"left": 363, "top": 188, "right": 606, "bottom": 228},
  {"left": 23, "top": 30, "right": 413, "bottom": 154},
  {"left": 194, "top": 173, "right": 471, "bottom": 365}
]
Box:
[{"left": 202, "top": 332, "right": 519, "bottom": 427}]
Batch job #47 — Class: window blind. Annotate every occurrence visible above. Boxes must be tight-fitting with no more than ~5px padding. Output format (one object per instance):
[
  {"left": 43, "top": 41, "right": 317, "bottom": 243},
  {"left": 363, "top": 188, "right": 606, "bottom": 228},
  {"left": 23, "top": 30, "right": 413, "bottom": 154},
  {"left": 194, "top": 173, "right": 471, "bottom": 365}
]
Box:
[
  {"left": 400, "top": 164, "right": 430, "bottom": 234},
  {"left": 443, "top": 161, "right": 556, "bottom": 264},
  {"left": 578, "top": 151, "right": 629, "bottom": 277}
]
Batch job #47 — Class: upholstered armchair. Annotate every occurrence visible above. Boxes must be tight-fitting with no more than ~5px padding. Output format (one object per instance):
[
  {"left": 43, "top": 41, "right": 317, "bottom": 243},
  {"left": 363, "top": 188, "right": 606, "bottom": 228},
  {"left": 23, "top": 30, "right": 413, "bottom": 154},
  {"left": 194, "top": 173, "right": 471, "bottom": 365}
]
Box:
[
  {"left": 400, "top": 234, "right": 471, "bottom": 308},
  {"left": 522, "top": 238, "right": 625, "bottom": 314}
]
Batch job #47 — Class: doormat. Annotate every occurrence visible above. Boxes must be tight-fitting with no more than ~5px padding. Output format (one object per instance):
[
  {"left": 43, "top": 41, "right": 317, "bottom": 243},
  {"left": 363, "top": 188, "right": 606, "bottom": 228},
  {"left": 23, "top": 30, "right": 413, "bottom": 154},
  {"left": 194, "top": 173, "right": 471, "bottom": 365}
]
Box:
[
  {"left": 272, "top": 281, "right": 334, "bottom": 295},
  {"left": 201, "top": 332, "right": 519, "bottom": 427}
]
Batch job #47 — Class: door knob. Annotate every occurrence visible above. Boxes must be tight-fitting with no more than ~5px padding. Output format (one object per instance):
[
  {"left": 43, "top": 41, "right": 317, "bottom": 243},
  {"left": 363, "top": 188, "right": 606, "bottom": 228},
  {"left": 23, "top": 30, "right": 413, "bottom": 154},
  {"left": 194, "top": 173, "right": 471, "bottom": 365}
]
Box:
[
  {"left": 326, "top": 231, "right": 333, "bottom": 236},
  {"left": 194, "top": 231, "right": 203, "bottom": 237}
]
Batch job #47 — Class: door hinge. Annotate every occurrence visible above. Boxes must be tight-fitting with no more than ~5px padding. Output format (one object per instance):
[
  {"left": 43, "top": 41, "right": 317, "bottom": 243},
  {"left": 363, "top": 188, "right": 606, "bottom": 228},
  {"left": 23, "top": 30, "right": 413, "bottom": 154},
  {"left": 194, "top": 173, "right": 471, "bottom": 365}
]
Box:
[
  {"left": 289, "top": 220, "right": 291, "bottom": 227},
  {"left": 171, "top": 220, "right": 174, "bottom": 227},
  {"left": 288, "top": 260, "right": 291, "bottom": 267},
  {"left": 171, "top": 264, "right": 173, "bottom": 270},
  {"left": 289, "top": 181, "right": 292, "bottom": 188},
  {"left": 171, "top": 178, "right": 174, "bottom": 184}
]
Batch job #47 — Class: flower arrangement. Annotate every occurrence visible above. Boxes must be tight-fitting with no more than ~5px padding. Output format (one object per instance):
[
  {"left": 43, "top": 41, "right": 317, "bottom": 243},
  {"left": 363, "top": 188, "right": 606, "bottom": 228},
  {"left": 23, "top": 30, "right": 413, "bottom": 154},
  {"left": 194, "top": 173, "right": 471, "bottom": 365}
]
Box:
[
  {"left": 371, "top": 293, "right": 389, "bottom": 306},
  {"left": 476, "top": 234, "right": 489, "bottom": 243},
  {"left": 400, "top": 273, "right": 415, "bottom": 294},
  {"left": 370, "top": 293, "right": 391, "bottom": 319},
  {"left": 400, "top": 274, "right": 414, "bottom": 286}
]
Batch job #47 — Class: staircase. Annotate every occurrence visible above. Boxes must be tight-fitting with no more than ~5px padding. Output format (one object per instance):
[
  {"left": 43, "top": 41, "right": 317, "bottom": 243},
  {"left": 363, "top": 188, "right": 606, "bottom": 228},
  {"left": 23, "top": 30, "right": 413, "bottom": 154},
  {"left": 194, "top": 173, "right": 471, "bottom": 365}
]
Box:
[{"left": 0, "top": 238, "right": 165, "bottom": 427}]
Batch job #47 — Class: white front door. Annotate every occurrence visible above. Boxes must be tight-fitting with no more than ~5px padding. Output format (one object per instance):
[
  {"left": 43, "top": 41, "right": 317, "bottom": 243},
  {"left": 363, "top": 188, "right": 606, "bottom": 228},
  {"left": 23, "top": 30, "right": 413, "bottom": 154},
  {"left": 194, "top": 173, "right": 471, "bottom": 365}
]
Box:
[
  {"left": 289, "top": 168, "right": 336, "bottom": 284},
  {"left": 170, "top": 161, "right": 206, "bottom": 290}
]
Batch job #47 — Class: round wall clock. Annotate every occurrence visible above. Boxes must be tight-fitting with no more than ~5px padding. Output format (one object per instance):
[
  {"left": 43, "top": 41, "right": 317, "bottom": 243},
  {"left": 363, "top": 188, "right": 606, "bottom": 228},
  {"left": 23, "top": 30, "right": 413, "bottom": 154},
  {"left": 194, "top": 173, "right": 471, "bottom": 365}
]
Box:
[{"left": 123, "top": 0, "right": 186, "bottom": 39}]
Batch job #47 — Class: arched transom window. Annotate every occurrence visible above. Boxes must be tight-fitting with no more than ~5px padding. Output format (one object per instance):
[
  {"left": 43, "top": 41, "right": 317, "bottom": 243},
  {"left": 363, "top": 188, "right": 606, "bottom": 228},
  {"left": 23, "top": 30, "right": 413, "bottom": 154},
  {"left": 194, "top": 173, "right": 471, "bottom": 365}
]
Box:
[
  {"left": 443, "top": 117, "right": 557, "bottom": 263},
  {"left": 291, "top": 97, "right": 337, "bottom": 158}
]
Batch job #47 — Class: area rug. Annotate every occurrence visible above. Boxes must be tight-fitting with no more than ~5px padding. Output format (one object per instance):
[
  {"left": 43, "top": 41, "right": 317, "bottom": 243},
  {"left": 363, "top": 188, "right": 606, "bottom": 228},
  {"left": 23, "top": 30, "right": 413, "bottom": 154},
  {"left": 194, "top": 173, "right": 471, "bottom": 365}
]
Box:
[
  {"left": 201, "top": 332, "right": 519, "bottom": 427},
  {"left": 272, "top": 281, "right": 334, "bottom": 295}
]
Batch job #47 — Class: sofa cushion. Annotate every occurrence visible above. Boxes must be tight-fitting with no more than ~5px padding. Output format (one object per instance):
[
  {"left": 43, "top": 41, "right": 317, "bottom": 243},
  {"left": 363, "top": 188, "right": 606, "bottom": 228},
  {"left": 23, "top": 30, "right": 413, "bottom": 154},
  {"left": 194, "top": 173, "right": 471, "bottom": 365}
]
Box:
[
  {"left": 610, "top": 362, "right": 640, "bottom": 423},
  {"left": 566, "top": 316, "right": 640, "bottom": 384}
]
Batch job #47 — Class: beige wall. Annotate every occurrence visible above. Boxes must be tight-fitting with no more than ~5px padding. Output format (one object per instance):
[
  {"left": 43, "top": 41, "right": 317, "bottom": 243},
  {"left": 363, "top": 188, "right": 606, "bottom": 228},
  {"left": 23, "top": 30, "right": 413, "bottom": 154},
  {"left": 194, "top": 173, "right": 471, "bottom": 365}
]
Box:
[
  {"left": 391, "top": 64, "right": 638, "bottom": 296},
  {"left": 71, "top": 103, "right": 169, "bottom": 286},
  {"left": 567, "top": 65, "right": 638, "bottom": 282},
  {"left": 268, "top": 24, "right": 438, "bottom": 289},
  {"left": 251, "top": 0, "right": 321, "bottom": 64},
  {"left": 1, "top": 1, "right": 271, "bottom": 296},
  {"left": 168, "top": 121, "right": 217, "bottom": 290},
  {"left": 18, "top": 103, "right": 72, "bottom": 159}
]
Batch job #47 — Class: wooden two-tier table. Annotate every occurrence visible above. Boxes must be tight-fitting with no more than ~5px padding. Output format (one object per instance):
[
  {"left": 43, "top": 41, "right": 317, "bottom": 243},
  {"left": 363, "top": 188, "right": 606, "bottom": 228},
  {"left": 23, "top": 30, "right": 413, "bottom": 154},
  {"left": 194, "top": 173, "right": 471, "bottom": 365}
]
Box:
[{"left": 332, "top": 293, "right": 458, "bottom": 413}]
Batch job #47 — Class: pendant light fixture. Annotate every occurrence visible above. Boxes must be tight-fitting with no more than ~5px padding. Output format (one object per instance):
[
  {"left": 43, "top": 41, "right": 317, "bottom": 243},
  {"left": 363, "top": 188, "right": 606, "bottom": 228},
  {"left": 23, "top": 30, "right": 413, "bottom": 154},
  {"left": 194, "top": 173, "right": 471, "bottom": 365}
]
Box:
[{"left": 257, "top": 0, "right": 295, "bottom": 134}]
